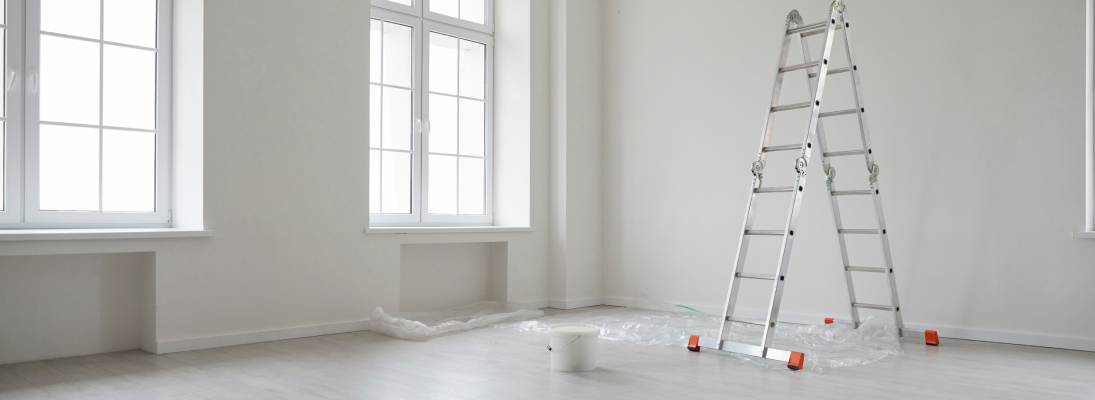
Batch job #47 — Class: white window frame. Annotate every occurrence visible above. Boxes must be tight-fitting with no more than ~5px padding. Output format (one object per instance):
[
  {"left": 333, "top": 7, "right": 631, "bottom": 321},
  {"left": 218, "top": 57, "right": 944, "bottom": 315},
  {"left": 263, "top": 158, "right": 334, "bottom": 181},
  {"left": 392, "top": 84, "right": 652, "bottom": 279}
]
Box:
[
  {"left": 370, "top": 0, "right": 494, "bottom": 227},
  {"left": 0, "top": 0, "right": 172, "bottom": 228},
  {"left": 369, "top": 7, "right": 422, "bottom": 226}
]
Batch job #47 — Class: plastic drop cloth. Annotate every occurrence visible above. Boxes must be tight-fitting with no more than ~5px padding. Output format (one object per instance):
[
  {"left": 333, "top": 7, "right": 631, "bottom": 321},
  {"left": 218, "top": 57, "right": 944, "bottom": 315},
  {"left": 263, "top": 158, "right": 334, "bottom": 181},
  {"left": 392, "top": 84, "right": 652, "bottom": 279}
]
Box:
[
  {"left": 496, "top": 293, "right": 903, "bottom": 374},
  {"left": 371, "top": 301, "right": 544, "bottom": 340}
]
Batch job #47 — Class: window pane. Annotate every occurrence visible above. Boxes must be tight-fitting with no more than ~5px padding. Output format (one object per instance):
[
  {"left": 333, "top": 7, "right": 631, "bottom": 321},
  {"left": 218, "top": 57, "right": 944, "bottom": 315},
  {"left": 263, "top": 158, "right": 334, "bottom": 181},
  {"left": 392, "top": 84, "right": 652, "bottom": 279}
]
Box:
[
  {"left": 103, "top": 0, "right": 156, "bottom": 48},
  {"left": 40, "top": 124, "right": 99, "bottom": 211},
  {"left": 102, "top": 130, "right": 155, "bottom": 212},
  {"left": 429, "top": 0, "right": 458, "bottom": 19},
  {"left": 428, "top": 33, "right": 457, "bottom": 95},
  {"left": 459, "top": 99, "right": 483, "bottom": 156},
  {"left": 459, "top": 39, "right": 485, "bottom": 99},
  {"left": 458, "top": 157, "right": 484, "bottom": 215},
  {"left": 382, "top": 87, "right": 412, "bottom": 151},
  {"left": 1, "top": 28, "right": 5, "bottom": 118},
  {"left": 428, "top": 155, "right": 456, "bottom": 214},
  {"left": 369, "top": 150, "right": 380, "bottom": 214},
  {"left": 40, "top": 35, "right": 100, "bottom": 125},
  {"left": 369, "top": 85, "right": 380, "bottom": 148},
  {"left": 369, "top": 19, "right": 381, "bottom": 83},
  {"left": 103, "top": 45, "right": 156, "bottom": 130},
  {"left": 381, "top": 151, "right": 411, "bottom": 214},
  {"left": 460, "top": 0, "right": 486, "bottom": 25},
  {"left": 41, "top": 0, "right": 100, "bottom": 39},
  {"left": 428, "top": 94, "right": 456, "bottom": 154},
  {"left": 382, "top": 22, "right": 412, "bottom": 88}
]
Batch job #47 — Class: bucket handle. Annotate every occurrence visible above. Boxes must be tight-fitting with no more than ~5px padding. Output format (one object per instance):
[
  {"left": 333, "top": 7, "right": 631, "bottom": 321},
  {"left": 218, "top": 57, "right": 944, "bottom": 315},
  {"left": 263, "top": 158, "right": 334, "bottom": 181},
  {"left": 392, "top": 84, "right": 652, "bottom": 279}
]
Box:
[{"left": 547, "top": 334, "right": 584, "bottom": 352}]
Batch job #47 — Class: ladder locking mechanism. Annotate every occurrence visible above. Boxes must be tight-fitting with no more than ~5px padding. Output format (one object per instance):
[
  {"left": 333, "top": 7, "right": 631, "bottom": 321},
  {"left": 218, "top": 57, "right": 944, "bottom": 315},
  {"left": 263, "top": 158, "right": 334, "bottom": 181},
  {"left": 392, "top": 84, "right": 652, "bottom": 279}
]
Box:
[
  {"left": 825, "top": 166, "right": 836, "bottom": 190},
  {"left": 752, "top": 160, "right": 766, "bottom": 178},
  {"left": 795, "top": 157, "right": 808, "bottom": 175},
  {"left": 786, "top": 10, "right": 803, "bottom": 25},
  {"left": 868, "top": 163, "right": 880, "bottom": 183}
]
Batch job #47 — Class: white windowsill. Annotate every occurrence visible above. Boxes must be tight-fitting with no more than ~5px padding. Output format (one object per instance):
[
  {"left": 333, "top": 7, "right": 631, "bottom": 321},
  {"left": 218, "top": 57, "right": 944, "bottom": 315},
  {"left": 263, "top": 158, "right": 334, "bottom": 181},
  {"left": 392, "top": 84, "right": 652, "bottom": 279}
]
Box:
[
  {"left": 1074, "top": 231, "right": 1095, "bottom": 239},
  {"left": 0, "top": 228, "right": 214, "bottom": 241},
  {"left": 366, "top": 226, "right": 532, "bottom": 234}
]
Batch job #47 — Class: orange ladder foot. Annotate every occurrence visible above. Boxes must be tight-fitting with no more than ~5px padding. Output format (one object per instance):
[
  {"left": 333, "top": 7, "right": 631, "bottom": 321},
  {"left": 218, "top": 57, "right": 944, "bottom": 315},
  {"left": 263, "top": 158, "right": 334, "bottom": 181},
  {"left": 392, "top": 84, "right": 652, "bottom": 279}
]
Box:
[
  {"left": 925, "top": 330, "right": 939, "bottom": 346},
  {"left": 824, "top": 318, "right": 834, "bottom": 324},
  {"left": 787, "top": 351, "right": 805, "bottom": 370},
  {"left": 687, "top": 335, "right": 701, "bottom": 352}
]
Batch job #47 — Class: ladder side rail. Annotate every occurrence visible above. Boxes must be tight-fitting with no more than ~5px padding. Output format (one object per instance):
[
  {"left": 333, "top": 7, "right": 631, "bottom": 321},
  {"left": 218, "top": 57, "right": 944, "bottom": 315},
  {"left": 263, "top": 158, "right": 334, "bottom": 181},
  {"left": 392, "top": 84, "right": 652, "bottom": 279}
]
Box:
[
  {"left": 759, "top": 8, "right": 841, "bottom": 352},
  {"left": 840, "top": 10, "right": 905, "bottom": 333},
  {"left": 796, "top": 32, "right": 862, "bottom": 329},
  {"left": 716, "top": 11, "right": 801, "bottom": 343}
]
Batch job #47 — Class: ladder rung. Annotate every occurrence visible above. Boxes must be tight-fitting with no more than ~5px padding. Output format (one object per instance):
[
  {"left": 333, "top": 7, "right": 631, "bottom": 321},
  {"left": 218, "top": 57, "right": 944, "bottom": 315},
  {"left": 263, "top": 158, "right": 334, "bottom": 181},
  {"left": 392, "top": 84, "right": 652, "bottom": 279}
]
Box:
[
  {"left": 726, "top": 317, "right": 766, "bottom": 326},
  {"left": 838, "top": 229, "right": 878, "bottom": 235},
  {"left": 818, "top": 109, "right": 857, "bottom": 118},
  {"left": 744, "top": 230, "right": 784, "bottom": 236},
  {"left": 845, "top": 266, "right": 886, "bottom": 273},
  {"left": 735, "top": 272, "right": 776, "bottom": 280},
  {"left": 762, "top": 144, "right": 801, "bottom": 152},
  {"left": 831, "top": 190, "right": 872, "bottom": 196},
  {"left": 798, "top": 23, "right": 844, "bottom": 38},
  {"left": 808, "top": 67, "right": 849, "bottom": 78},
  {"left": 823, "top": 150, "right": 865, "bottom": 157},
  {"left": 787, "top": 21, "right": 828, "bottom": 35},
  {"left": 771, "top": 102, "right": 812, "bottom": 112},
  {"left": 852, "top": 302, "right": 893, "bottom": 311},
  {"left": 755, "top": 186, "right": 793, "bottom": 194},
  {"left": 780, "top": 61, "right": 819, "bottom": 73}
]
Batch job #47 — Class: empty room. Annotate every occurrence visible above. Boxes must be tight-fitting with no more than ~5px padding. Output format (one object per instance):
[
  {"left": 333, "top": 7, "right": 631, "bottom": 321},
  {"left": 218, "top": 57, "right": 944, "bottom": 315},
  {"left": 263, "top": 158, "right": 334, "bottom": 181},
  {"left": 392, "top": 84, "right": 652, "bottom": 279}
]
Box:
[{"left": 0, "top": 0, "right": 1093, "bottom": 399}]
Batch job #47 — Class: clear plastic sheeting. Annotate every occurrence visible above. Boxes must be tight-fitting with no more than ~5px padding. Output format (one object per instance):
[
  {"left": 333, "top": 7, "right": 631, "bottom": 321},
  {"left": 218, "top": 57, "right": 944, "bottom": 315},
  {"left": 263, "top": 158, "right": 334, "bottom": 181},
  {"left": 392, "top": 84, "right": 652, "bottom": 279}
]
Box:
[
  {"left": 497, "top": 294, "right": 903, "bottom": 374},
  {"left": 371, "top": 301, "right": 544, "bottom": 340}
]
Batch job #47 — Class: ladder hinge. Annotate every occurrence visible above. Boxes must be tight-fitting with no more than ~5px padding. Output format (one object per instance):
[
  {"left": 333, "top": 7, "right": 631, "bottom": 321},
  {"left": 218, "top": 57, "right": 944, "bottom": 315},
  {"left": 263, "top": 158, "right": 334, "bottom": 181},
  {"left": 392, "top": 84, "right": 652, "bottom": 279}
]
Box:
[
  {"left": 868, "top": 163, "right": 880, "bottom": 183},
  {"left": 825, "top": 166, "right": 836, "bottom": 191},
  {"left": 752, "top": 160, "right": 766, "bottom": 178},
  {"left": 795, "top": 157, "right": 808, "bottom": 175}
]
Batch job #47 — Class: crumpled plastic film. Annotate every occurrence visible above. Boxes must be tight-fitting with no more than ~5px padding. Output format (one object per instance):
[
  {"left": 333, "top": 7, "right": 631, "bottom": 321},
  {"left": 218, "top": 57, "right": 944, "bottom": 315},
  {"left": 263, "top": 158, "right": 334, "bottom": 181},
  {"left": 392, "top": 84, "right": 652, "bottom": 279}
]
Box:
[
  {"left": 496, "top": 293, "right": 903, "bottom": 374},
  {"left": 371, "top": 301, "right": 544, "bottom": 340}
]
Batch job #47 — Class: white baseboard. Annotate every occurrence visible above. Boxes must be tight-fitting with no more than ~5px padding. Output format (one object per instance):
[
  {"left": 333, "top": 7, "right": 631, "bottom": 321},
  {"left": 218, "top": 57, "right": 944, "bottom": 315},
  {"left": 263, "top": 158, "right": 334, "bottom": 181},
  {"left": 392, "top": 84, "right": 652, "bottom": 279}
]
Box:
[
  {"left": 514, "top": 300, "right": 549, "bottom": 309},
  {"left": 546, "top": 297, "right": 605, "bottom": 310},
  {"left": 156, "top": 319, "right": 370, "bottom": 354}
]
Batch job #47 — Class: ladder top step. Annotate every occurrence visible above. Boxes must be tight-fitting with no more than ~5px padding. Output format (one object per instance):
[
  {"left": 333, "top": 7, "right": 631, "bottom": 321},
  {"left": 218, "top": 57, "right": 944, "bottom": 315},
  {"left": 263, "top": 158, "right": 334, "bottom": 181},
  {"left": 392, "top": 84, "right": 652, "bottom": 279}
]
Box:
[
  {"left": 771, "top": 102, "right": 812, "bottom": 112},
  {"left": 744, "top": 230, "right": 784, "bottom": 236},
  {"left": 789, "top": 21, "right": 845, "bottom": 36}
]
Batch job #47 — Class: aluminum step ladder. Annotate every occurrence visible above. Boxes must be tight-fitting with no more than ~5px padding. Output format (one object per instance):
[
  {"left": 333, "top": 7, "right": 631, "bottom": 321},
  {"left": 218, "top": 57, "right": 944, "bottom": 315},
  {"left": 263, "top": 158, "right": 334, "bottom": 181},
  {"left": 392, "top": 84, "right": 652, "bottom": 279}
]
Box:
[{"left": 686, "top": 1, "right": 937, "bottom": 371}]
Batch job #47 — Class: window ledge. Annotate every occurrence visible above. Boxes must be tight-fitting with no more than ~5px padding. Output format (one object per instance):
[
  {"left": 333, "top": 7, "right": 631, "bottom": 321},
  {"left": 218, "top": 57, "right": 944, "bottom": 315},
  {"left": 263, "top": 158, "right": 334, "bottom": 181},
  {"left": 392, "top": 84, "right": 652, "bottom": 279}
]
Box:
[
  {"left": 0, "top": 228, "right": 214, "bottom": 241},
  {"left": 366, "top": 226, "right": 531, "bottom": 234},
  {"left": 1074, "top": 231, "right": 1095, "bottom": 239}
]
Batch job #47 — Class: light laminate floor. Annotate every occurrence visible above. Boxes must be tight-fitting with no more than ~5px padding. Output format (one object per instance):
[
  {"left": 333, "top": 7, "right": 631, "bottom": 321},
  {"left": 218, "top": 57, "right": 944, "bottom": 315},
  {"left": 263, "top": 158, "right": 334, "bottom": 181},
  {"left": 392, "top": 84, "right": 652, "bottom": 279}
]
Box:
[{"left": 2, "top": 306, "right": 1093, "bottom": 400}]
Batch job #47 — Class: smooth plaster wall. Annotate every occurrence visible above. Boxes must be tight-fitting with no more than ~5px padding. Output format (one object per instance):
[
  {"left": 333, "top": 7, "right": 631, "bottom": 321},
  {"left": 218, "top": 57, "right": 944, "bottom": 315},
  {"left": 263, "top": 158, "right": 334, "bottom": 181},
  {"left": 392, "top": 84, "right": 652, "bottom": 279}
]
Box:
[
  {"left": 400, "top": 242, "right": 508, "bottom": 312},
  {"left": 602, "top": 0, "right": 1095, "bottom": 346},
  {"left": 549, "top": 0, "right": 604, "bottom": 308},
  {"left": 0, "top": 253, "right": 153, "bottom": 365},
  {"left": 0, "top": 0, "right": 552, "bottom": 361}
]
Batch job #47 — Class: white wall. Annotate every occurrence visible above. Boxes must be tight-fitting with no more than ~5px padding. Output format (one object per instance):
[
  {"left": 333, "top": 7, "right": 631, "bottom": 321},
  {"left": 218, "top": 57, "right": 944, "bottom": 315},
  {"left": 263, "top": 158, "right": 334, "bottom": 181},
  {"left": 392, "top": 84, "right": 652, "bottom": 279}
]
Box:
[
  {"left": 602, "top": 0, "right": 1095, "bottom": 349},
  {"left": 0, "top": 0, "right": 553, "bottom": 360},
  {"left": 0, "top": 253, "right": 153, "bottom": 365},
  {"left": 400, "top": 242, "right": 508, "bottom": 312},
  {"left": 548, "top": 0, "right": 605, "bottom": 309}
]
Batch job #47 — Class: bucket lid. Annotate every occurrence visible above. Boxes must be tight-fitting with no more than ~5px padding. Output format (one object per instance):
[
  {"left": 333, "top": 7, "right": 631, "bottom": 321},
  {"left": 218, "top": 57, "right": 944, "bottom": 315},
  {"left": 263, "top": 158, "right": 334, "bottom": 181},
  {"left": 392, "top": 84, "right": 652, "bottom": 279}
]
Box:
[{"left": 549, "top": 323, "right": 600, "bottom": 337}]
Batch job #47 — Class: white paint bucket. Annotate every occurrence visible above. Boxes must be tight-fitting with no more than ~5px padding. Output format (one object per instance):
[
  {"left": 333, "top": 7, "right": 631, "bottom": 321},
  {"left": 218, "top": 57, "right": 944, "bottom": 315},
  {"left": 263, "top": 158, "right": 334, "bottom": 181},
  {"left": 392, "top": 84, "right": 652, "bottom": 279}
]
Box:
[{"left": 548, "top": 323, "right": 600, "bottom": 372}]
